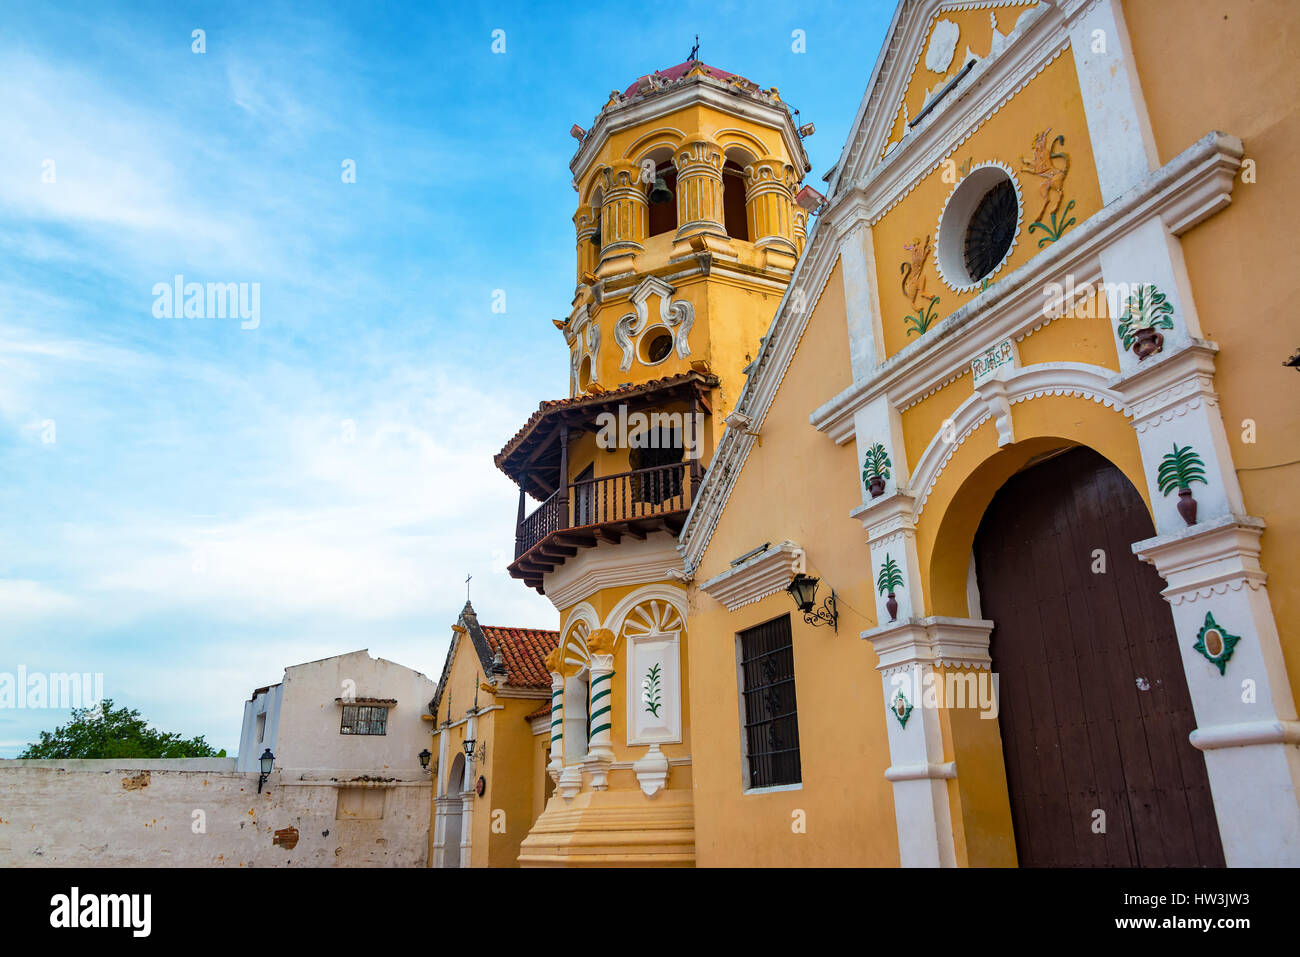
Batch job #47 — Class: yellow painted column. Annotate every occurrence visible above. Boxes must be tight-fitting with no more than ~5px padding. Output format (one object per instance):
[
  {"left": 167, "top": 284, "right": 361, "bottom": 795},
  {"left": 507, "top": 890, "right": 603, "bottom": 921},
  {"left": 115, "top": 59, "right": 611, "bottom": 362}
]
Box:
[
  {"left": 673, "top": 137, "right": 726, "bottom": 241},
  {"left": 743, "top": 157, "right": 798, "bottom": 254},
  {"left": 598, "top": 160, "right": 647, "bottom": 272},
  {"left": 792, "top": 207, "right": 808, "bottom": 256},
  {"left": 573, "top": 203, "right": 599, "bottom": 280}
]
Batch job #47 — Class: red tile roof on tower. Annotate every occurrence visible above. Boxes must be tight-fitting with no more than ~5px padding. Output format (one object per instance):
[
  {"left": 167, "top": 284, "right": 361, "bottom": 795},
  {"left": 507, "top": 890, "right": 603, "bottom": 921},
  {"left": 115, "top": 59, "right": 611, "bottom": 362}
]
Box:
[
  {"left": 622, "top": 60, "right": 754, "bottom": 100},
  {"left": 482, "top": 626, "right": 559, "bottom": 689}
]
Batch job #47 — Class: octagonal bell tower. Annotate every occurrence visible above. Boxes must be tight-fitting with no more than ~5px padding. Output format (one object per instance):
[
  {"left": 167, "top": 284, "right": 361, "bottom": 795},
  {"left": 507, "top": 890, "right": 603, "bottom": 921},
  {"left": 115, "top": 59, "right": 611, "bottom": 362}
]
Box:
[{"left": 495, "top": 56, "right": 817, "bottom": 867}]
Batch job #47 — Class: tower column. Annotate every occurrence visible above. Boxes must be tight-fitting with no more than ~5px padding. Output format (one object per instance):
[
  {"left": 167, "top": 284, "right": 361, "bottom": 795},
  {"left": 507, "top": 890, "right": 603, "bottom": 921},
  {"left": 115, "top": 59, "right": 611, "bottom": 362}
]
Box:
[
  {"left": 673, "top": 138, "right": 727, "bottom": 241},
  {"left": 744, "top": 157, "right": 798, "bottom": 255},
  {"left": 545, "top": 650, "right": 564, "bottom": 784},
  {"left": 792, "top": 207, "right": 809, "bottom": 256},
  {"left": 574, "top": 203, "right": 599, "bottom": 281},
  {"left": 598, "top": 160, "right": 648, "bottom": 275},
  {"left": 584, "top": 629, "right": 616, "bottom": 790}
]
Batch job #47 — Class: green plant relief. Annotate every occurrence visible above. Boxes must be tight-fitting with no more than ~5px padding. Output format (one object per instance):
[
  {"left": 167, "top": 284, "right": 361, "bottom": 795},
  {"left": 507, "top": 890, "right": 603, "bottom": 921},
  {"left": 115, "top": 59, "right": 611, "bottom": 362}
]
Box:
[
  {"left": 904, "top": 296, "right": 940, "bottom": 337},
  {"left": 1157, "top": 443, "right": 1207, "bottom": 496},
  {"left": 1026, "top": 198, "right": 1076, "bottom": 247},
  {"left": 642, "top": 663, "right": 662, "bottom": 718},
  {"left": 877, "top": 554, "right": 904, "bottom": 595},
  {"left": 1116, "top": 283, "right": 1176, "bottom": 351},
  {"left": 862, "top": 442, "right": 892, "bottom": 485}
]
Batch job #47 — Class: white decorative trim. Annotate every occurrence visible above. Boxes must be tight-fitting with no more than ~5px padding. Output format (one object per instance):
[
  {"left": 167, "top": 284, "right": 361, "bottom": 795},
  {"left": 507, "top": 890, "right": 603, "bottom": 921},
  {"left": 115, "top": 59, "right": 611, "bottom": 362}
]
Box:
[
  {"left": 905, "top": 362, "right": 1127, "bottom": 516},
  {"left": 1190, "top": 721, "right": 1300, "bottom": 752},
  {"left": 544, "top": 537, "right": 684, "bottom": 612},
  {"left": 613, "top": 276, "right": 694, "bottom": 370},
  {"left": 632, "top": 743, "right": 670, "bottom": 797},
  {"left": 571, "top": 77, "right": 811, "bottom": 186},
  {"left": 884, "top": 761, "right": 957, "bottom": 782},
  {"left": 933, "top": 160, "right": 1024, "bottom": 292},
  {"left": 699, "top": 541, "right": 805, "bottom": 611},
  {"left": 924, "top": 19, "right": 960, "bottom": 74},
  {"left": 603, "top": 582, "right": 689, "bottom": 641},
  {"left": 1108, "top": 338, "right": 1220, "bottom": 434},
  {"left": 559, "top": 602, "right": 600, "bottom": 641},
  {"left": 861, "top": 616, "right": 994, "bottom": 676},
  {"left": 1130, "top": 513, "right": 1269, "bottom": 605}
]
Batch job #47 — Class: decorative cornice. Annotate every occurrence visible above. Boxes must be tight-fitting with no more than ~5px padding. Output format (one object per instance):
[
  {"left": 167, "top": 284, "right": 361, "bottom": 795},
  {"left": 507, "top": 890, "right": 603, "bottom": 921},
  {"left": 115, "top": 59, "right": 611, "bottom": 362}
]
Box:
[
  {"left": 543, "top": 537, "right": 684, "bottom": 612},
  {"left": 699, "top": 541, "right": 805, "bottom": 611},
  {"left": 571, "top": 79, "right": 810, "bottom": 185},
  {"left": 861, "top": 615, "right": 994, "bottom": 676},
  {"left": 1132, "top": 513, "right": 1269, "bottom": 605},
  {"left": 1108, "top": 338, "right": 1220, "bottom": 433}
]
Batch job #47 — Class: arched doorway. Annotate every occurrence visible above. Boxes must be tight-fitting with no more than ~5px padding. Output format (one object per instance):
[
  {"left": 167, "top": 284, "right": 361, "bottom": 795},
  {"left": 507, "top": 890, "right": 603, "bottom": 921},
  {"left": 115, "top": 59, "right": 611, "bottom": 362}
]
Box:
[
  {"left": 974, "top": 446, "right": 1223, "bottom": 866},
  {"left": 442, "top": 753, "right": 465, "bottom": 869}
]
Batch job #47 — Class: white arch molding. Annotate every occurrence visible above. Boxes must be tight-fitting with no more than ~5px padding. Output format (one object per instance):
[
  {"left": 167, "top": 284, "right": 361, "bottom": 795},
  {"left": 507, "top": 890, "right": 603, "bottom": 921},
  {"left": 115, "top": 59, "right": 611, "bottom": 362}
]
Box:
[
  {"left": 602, "top": 583, "right": 689, "bottom": 641},
  {"left": 907, "top": 361, "right": 1129, "bottom": 517}
]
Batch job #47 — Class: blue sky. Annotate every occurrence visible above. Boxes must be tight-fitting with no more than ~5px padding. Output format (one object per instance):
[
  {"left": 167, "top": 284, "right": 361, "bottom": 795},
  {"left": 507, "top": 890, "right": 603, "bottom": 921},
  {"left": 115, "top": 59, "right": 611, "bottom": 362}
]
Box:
[{"left": 0, "top": 0, "right": 894, "bottom": 756}]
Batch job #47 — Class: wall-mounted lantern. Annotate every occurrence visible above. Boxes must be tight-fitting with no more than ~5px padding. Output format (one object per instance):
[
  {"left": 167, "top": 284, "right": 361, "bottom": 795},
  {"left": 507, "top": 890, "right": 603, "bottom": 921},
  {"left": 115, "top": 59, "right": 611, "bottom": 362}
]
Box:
[
  {"left": 462, "top": 736, "right": 476, "bottom": 761},
  {"left": 786, "top": 574, "right": 839, "bottom": 632},
  {"left": 257, "top": 748, "right": 275, "bottom": 793},
  {"left": 418, "top": 748, "right": 432, "bottom": 773}
]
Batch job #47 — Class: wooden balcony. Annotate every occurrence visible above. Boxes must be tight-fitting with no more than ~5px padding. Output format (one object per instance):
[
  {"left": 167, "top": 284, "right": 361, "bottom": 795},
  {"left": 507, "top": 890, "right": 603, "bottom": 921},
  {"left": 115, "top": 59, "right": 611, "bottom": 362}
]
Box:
[{"left": 510, "top": 462, "right": 696, "bottom": 591}]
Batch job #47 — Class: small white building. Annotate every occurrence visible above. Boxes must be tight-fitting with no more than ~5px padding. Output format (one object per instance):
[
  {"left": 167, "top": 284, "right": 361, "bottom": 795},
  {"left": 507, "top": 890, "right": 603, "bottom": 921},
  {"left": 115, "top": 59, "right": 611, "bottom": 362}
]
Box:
[{"left": 237, "top": 650, "right": 437, "bottom": 774}]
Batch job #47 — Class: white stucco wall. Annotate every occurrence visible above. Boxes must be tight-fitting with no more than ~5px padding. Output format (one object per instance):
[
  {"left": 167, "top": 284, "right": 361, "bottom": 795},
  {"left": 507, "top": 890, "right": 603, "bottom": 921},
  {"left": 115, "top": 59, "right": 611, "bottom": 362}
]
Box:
[
  {"left": 272, "top": 650, "right": 436, "bottom": 773},
  {"left": 0, "top": 760, "right": 431, "bottom": 867}
]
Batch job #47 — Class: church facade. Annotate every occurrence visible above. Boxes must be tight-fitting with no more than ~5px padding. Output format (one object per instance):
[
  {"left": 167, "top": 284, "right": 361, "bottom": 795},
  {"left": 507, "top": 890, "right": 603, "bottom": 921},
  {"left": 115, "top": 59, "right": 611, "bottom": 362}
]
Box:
[{"left": 469, "top": 0, "right": 1300, "bottom": 867}]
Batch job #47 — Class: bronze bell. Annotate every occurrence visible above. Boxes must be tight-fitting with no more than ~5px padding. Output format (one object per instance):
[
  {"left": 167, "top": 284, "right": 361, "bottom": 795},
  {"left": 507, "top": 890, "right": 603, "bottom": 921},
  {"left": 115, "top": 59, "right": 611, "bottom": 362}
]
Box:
[{"left": 649, "top": 175, "right": 673, "bottom": 205}]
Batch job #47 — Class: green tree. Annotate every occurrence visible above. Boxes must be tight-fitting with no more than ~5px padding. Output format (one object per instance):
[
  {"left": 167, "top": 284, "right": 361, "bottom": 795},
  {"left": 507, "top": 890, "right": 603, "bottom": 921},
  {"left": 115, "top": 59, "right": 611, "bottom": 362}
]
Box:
[{"left": 18, "top": 698, "right": 224, "bottom": 759}]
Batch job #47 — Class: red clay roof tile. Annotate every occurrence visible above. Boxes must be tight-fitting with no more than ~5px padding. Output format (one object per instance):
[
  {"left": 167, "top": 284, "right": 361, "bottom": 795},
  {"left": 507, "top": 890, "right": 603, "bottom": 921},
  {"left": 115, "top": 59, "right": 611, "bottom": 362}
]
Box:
[{"left": 482, "top": 625, "right": 559, "bottom": 690}]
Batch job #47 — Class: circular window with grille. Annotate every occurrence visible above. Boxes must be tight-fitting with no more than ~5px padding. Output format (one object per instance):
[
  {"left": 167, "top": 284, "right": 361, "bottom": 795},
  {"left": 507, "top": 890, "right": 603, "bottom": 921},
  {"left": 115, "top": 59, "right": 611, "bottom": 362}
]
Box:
[
  {"left": 934, "top": 162, "right": 1023, "bottom": 292},
  {"left": 638, "top": 327, "right": 675, "bottom": 365}
]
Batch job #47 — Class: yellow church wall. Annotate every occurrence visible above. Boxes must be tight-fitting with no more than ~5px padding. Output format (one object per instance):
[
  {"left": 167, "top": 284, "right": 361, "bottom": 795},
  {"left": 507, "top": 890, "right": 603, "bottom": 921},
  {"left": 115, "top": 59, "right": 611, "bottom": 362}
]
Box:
[
  {"left": 484, "top": 694, "right": 546, "bottom": 867},
  {"left": 938, "top": 665, "right": 1018, "bottom": 867},
  {"left": 1014, "top": 290, "right": 1119, "bottom": 371},
  {"left": 428, "top": 628, "right": 547, "bottom": 868},
  {"left": 531, "top": 728, "right": 553, "bottom": 820},
  {"left": 688, "top": 255, "right": 902, "bottom": 866},
  {"left": 1124, "top": 0, "right": 1300, "bottom": 705},
  {"left": 901, "top": 376, "right": 973, "bottom": 473},
  {"left": 872, "top": 48, "right": 1103, "bottom": 362}
]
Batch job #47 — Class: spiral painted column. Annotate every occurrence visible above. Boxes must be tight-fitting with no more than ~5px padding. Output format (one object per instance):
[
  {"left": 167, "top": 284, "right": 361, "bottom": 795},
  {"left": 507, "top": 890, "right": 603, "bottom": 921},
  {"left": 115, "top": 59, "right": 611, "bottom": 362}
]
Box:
[
  {"left": 544, "top": 649, "right": 564, "bottom": 784},
  {"left": 584, "top": 628, "right": 617, "bottom": 790},
  {"left": 574, "top": 203, "right": 599, "bottom": 280},
  {"left": 744, "top": 157, "right": 798, "bottom": 254},
  {"left": 598, "top": 160, "right": 648, "bottom": 265},
  {"left": 673, "top": 138, "right": 726, "bottom": 241}
]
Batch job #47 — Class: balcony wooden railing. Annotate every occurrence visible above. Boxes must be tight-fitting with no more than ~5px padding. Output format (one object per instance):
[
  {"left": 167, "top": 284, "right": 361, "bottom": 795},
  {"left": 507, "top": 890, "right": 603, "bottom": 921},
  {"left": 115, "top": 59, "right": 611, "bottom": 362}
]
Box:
[{"left": 514, "top": 462, "right": 694, "bottom": 559}]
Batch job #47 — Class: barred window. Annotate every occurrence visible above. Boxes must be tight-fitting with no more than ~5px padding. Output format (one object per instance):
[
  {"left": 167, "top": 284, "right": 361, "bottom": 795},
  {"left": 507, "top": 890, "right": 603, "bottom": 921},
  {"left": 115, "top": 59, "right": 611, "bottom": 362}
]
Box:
[
  {"left": 340, "top": 704, "right": 388, "bottom": 735},
  {"left": 738, "top": 615, "right": 801, "bottom": 789}
]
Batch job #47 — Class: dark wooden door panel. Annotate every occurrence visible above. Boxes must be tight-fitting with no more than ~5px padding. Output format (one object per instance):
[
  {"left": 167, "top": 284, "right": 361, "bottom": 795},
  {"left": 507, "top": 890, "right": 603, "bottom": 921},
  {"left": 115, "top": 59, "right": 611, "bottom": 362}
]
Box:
[{"left": 975, "top": 447, "right": 1224, "bottom": 867}]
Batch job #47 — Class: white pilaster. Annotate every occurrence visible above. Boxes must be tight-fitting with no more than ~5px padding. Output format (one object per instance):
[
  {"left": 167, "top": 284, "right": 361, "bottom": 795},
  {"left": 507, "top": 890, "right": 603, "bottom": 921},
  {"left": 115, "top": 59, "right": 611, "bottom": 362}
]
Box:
[
  {"left": 1116, "top": 340, "right": 1300, "bottom": 865},
  {"left": 1065, "top": 0, "right": 1159, "bottom": 203},
  {"left": 862, "top": 616, "right": 994, "bottom": 867}
]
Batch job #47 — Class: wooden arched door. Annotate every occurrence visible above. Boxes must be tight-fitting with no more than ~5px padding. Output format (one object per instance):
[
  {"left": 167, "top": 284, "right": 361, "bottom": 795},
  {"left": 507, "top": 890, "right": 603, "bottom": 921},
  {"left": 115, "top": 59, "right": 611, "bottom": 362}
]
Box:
[{"left": 974, "top": 446, "right": 1223, "bottom": 867}]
